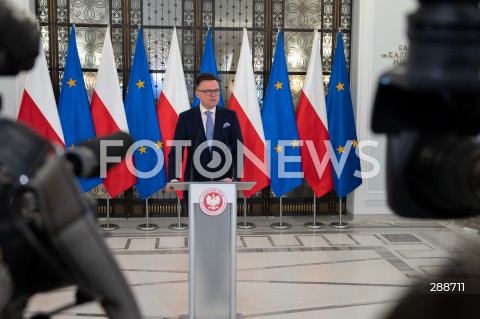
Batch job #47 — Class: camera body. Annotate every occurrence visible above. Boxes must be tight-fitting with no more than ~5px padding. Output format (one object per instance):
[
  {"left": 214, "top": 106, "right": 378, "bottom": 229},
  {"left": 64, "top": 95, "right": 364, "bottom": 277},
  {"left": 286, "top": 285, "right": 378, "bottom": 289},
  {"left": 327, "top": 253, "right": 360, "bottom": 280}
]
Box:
[
  {"left": 372, "top": 0, "right": 480, "bottom": 218},
  {"left": 0, "top": 119, "right": 141, "bottom": 319},
  {"left": 0, "top": 0, "right": 40, "bottom": 76}
]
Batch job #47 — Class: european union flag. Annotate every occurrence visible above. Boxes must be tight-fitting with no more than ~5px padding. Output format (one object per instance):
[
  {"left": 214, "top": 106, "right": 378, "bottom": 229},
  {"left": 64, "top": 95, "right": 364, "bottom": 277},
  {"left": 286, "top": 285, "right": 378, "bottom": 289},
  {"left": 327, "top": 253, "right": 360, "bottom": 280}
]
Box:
[
  {"left": 261, "top": 30, "right": 302, "bottom": 197},
  {"left": 192, "top": 28, "right": 224, "bottom": 107},
  {"left": 326, "top": 32, "right": 362, "bottom": 198},
  {"left": 58, "top": 25, "right": 102, "bottom": 192},
  {"left": 125, "top": 28, "right": 167, "bottom": 199}
]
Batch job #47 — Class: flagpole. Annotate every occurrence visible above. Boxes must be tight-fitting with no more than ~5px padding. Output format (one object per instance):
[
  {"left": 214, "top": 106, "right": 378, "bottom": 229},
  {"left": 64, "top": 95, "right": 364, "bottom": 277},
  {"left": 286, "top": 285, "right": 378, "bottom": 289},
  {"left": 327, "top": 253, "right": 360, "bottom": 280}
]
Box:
[
  {"left": 237, "top": 196, "right": 255, "bottom": 229},
  {"left": 99, "top": 197, "right": 119, "bottom": 231},
  {"left": 169, "top": 196, "right": 188, "bottom": 230},
  {"left": 137, "top": 198, "right": 159, "bottom": 231},
  {"left": 270, "top": 196, "right": 291, "bottom": 229},
  {"left": 304, "top": 194, "right": 325, "bottom": 229},
  {"left": 330, "top": 197, "right": 351, "bottom": 229}
]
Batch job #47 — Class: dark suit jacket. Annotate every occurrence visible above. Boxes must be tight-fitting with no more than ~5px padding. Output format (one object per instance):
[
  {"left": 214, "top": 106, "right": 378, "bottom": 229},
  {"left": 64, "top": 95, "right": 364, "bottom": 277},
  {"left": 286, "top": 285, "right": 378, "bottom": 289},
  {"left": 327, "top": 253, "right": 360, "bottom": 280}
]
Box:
[{"left": 168, "top": 106, "right": 243, "bottom": 182}]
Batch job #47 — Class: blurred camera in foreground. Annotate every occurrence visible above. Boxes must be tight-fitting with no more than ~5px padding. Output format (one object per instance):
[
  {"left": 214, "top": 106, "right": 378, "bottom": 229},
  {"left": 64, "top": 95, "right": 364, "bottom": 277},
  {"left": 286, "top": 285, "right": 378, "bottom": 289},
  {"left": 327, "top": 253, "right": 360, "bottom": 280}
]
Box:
[
  {"left": 0, "top": 0, "right": 40, "bottom": 76},
  {"left": 0, "top": 119, "right": 141, "bottom": 319},
  {"left": 372, "top": 0, "right": 480, "bottom": 218}
]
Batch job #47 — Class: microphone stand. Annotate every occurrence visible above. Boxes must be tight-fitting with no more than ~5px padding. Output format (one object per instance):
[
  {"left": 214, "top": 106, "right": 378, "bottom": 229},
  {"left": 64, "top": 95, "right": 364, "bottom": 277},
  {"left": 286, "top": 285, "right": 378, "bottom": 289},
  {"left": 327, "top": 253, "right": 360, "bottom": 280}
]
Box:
[
  {"left": 99, "top": 196, "right": 119, "bottom": 231},
  {"left": 237, "top": 196, "right": 255, "bottom": 229},
  {"left": 137, "top": 198, "right": 158, "bottom": 231},
  {"left": 169, "top": 196, "right": 188, "bottom": 230}
]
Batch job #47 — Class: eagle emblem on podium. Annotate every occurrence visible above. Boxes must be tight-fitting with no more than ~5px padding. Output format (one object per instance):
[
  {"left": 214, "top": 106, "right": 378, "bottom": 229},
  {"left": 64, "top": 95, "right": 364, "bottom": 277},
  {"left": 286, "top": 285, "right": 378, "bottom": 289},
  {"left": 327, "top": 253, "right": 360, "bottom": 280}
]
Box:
[
  {"left": 206, "top": 194, "right": 221, "bottom": 210},
  {"left": 199, "top": 188, "right": 227, "bottom": 216}
]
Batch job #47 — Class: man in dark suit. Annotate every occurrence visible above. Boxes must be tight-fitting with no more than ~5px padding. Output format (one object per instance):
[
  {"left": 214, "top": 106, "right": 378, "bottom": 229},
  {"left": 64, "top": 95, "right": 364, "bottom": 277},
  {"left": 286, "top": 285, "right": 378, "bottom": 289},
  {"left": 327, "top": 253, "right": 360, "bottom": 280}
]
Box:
[{"left": 166, "top": 73, "right": 243, "bottom": 192}]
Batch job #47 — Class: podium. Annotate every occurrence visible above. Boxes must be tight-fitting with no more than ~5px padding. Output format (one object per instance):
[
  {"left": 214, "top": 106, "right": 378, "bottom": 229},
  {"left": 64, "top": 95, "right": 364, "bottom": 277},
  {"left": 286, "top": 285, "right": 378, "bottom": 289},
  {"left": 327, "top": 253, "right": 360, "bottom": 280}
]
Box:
[{"left": 170, "top": 181, "right": 255, "bottom": 319}]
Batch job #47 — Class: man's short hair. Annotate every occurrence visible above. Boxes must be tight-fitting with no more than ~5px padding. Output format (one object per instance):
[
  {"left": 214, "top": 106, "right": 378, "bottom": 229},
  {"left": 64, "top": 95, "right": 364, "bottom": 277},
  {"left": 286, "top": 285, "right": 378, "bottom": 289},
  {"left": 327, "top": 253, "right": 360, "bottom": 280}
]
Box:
[{"left": 196, "top": 73, "right": 219, "bottom": 87}]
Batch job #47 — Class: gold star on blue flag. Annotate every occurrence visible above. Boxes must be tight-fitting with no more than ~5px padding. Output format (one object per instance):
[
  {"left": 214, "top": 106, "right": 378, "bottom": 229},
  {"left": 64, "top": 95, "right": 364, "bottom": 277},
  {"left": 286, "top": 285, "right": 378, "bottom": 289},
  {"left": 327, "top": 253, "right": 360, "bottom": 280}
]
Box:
[
  {"left": 136, "top": 79, "right": 145, "bottom": 89},
  {"left": 66, "top": 78, "right": 76, "bottom": 87}
]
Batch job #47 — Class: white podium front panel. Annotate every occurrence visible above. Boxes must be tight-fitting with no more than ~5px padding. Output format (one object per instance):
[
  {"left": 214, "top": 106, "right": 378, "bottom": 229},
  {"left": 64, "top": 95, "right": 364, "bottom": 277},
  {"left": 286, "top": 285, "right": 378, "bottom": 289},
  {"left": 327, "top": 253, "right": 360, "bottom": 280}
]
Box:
[
  {"left": 193, "top": 203, "right": 232, "bottom": 318},
  {"left": 188, "top": 183, "right": 237, "bottom": 319}
]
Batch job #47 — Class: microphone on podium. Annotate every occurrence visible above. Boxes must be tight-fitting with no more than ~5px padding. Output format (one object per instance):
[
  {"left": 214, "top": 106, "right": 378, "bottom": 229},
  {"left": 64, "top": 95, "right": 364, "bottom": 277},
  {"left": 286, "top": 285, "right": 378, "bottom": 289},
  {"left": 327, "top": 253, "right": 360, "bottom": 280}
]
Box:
[
  {"left": 190, "top": 129, "right": 202, "bottom": 181},
  {"left": 222, "top": 127, "right": 236, "bottom": 181}
]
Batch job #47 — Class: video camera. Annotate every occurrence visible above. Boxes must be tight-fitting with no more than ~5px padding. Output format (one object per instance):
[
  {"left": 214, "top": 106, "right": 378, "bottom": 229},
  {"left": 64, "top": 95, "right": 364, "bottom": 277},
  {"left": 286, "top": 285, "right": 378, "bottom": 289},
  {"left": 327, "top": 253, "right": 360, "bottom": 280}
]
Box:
[
  {"left": 0, "top": 120, "right": 141, "bottom": 319},
  {"left": 0, "top": 1, "right": 142, "bottom": 318},
  {"left": 372, "top": 0, "right": 480, "bottom": 218}
]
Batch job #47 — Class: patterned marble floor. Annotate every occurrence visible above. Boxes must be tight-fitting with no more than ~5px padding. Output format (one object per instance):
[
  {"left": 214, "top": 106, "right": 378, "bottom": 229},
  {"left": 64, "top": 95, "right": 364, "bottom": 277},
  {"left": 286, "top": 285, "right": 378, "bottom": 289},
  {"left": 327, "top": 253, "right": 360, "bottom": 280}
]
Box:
[{"left": 24, "top": 214, "right": 480, "bottom": 319}]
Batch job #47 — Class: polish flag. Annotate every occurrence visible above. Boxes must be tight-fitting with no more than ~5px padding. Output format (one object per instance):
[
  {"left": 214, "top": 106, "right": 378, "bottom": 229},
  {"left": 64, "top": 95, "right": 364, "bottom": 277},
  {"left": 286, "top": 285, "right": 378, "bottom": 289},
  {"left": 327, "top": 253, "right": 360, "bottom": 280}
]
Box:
[
  {"left": 157, "top": 28, "right": 189, "bottom": 193},
  {"left": 91, "top": 26, "right": 136, "bottom": 198},
  {"left": 229, "top": 29, "right": 270, "bottom": 198},
  {"left": 296, "top": 30, "right": 333, "bottom": 198},
  {"left": 18, "top": 44, "right": 65, "bottom": 147}
]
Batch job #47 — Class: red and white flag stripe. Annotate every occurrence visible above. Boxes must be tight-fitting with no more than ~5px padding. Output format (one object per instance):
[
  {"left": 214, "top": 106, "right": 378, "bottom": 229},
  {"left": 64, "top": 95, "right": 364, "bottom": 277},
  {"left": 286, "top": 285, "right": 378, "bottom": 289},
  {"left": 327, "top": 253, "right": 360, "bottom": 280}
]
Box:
[
  {"left": 157, "top": 27, "right": 190, "bottom": 178},
  {"left": 91, "top": 26, "right": 136, "bottom": 198},
  {"left": 17, "top": 44, "right": 65, "bottom": 147},
  {"left": 157, "top": 28, "right": 189, "bottom": 200},
  {"left": 296, "top": 30, "right": 333, "bottom": 198},
  {"left": 229, "top": 29, "right": 270, "bottom": 198}
]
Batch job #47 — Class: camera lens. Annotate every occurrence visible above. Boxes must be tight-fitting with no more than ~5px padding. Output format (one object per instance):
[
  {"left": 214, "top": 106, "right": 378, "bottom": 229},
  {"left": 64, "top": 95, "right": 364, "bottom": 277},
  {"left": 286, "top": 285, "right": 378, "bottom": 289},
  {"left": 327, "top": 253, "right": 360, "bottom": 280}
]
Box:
[
  {"left": 408, "top": 136, "right": 480, "bottom": 216},
  {"left": 407, "top": 0, "right": 480, "bottom": 89}
]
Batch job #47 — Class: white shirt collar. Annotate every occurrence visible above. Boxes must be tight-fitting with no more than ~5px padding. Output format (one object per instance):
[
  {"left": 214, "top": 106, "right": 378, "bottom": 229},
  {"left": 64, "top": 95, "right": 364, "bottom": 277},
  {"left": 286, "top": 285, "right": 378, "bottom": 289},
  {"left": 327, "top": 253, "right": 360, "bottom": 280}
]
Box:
[{"left": 200, "top": 104, "right": 216, "bottom": 114}]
